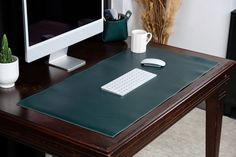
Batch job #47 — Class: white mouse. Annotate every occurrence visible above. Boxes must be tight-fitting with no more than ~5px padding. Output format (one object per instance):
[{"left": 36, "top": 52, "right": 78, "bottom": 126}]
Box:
[{"left": 141, "top": 58, "right": 166, "bottom": 67}]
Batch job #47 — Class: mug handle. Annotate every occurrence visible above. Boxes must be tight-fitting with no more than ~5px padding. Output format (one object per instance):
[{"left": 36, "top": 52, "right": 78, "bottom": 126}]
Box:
[{"left": 146, "top": 33, "right": 152, "bottom": 44}]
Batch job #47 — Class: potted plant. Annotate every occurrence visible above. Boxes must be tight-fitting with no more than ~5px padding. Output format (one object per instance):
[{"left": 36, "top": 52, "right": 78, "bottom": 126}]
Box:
[{"left": 0, "top": 34, "right": 19, "bottom": 88}]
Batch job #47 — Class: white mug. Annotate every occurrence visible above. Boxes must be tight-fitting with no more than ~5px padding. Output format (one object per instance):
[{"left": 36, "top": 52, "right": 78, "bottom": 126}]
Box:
[{"left": 131, "top": 29, "right": 152, "bottom": 53}]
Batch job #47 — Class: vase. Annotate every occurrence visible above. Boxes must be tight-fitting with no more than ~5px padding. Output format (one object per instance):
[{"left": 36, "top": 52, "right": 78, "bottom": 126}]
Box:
[{"left": 0, "top": 56, "right": 19, "bottom": 88}]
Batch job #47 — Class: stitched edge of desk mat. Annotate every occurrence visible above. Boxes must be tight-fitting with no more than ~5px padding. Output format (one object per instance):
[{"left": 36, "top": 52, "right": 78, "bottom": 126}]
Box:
[{"left": 18, "top": 47, "right": 218, "bottom": 137}]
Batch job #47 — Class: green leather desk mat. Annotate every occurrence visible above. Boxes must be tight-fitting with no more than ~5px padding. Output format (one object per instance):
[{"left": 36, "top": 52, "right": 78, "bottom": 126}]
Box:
[{"left": 18, "top": 47, "right": 218, "bottom": 137}]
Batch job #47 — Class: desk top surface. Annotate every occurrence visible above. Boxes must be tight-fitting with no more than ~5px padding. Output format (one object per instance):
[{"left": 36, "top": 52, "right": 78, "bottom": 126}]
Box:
[{"left": 0, "top": 38, "right": 235, "bottom": 157}]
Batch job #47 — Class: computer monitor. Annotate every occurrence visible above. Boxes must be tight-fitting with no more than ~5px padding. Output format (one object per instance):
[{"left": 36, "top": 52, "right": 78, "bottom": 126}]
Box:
[{"left": 22, "top": 0, "right": 103, "bottom": 71}]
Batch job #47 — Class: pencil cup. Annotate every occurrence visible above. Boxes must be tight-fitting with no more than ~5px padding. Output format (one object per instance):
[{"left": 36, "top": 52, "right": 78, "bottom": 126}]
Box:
[{"left": 102, "top": 10, "right": 132, "bottom": 42}]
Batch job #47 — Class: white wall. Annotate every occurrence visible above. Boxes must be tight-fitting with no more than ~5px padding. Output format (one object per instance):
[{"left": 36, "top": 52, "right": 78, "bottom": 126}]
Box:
[
  {"left": 112, "top": 0, "right": 236, "bottom": 58},
  {"left": 168, "top": 0, "right": 236, "bottom": 57},
  {"left": 112, "top": 0, "right": 142, "bottom": 34}
]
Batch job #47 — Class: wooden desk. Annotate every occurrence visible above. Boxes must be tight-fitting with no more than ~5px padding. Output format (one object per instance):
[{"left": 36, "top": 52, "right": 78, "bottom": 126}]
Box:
[{"left": 0, "top": 38, "right": 235, "bottom": 157}]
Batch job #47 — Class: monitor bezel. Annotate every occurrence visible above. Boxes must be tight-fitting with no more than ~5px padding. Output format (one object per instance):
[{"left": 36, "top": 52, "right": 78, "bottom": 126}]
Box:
[{"left": 22, "top": 0, "right": 104, "bottom": 63}]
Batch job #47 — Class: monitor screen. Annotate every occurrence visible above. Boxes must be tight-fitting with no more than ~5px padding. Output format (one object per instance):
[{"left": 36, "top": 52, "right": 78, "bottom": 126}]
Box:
[{"left": 22, "top": 0, "right": 103, "bottom": 71}]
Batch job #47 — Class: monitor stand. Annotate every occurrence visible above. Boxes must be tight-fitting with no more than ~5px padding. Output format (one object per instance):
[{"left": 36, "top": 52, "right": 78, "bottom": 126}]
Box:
[{"left": 48, "top": 48, "right": 86, "bottom": 72}]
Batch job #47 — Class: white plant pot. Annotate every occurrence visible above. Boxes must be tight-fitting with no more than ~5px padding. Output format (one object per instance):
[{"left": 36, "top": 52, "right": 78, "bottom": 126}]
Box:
[{"left": 0, "top": 56, "right": 19, "bottom": 88}]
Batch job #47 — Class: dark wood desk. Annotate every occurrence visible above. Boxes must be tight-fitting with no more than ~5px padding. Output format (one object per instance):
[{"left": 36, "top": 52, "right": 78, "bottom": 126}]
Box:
[{"left": 0, "top": 38, "right": 235, "bottom": 157}]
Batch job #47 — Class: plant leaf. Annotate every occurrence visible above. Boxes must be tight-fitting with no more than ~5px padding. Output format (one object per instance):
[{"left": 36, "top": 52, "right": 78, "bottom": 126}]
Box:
[{"left": 0, "top": 34, "right": 14, "bottom": 63}]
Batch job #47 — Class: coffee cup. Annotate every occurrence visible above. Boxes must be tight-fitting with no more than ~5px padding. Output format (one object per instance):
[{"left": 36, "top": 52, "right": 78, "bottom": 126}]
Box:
[{"left": 131, "top": 29, "right": 152, "bottom": 53}]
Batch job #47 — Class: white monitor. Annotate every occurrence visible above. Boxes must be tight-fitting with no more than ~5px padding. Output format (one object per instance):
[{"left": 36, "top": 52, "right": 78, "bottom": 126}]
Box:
[{"left": 22, "top": 0, "right": 103, "bottom": 71}]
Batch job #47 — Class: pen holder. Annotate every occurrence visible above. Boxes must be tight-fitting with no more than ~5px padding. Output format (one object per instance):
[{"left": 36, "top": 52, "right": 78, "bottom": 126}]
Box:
[{"left": 102, "top": 10, "right": 132, "bottom": 42}]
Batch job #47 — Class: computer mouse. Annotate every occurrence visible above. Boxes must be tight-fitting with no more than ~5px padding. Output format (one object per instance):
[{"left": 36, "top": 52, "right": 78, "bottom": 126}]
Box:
[{"left": 141, "top": 58, "right": 166, "bottom": 67}]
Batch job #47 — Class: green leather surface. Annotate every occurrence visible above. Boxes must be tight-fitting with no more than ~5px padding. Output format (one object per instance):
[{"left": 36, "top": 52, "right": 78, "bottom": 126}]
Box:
[{"left": 18, "top": 47, "right": 218, "bottom": 137}]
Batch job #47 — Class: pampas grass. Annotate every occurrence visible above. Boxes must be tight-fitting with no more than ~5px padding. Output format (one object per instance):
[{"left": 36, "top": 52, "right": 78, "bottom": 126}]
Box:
[{"left": 138, "top": 0, "right": 181, "bottom": 44}]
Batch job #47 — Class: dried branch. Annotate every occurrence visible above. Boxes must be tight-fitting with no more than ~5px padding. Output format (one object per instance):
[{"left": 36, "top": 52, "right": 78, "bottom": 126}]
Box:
[{"left": 138, "top": 0, "right": 181, "bottom": 44}]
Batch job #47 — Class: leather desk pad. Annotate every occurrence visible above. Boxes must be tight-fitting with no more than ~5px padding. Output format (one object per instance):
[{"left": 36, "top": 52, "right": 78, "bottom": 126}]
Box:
[{"left": 18, "top": 47, "right": 218, "bottom": 137}]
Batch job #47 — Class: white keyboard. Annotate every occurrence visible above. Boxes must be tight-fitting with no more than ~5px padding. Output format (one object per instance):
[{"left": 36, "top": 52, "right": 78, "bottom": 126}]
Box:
[{"left": 101, "top": 68, "right": 157, "bottom": 96}]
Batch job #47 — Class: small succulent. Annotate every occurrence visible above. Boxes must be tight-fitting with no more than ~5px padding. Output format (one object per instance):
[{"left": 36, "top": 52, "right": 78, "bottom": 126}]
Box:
[{"left": 0, "top": 34, "right": 15, "bottom": 63}]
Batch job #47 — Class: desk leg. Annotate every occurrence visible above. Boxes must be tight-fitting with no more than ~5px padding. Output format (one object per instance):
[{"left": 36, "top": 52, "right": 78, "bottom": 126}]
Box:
[{"left": 206, "top": 94, "right": 224, "bottom": 157}]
